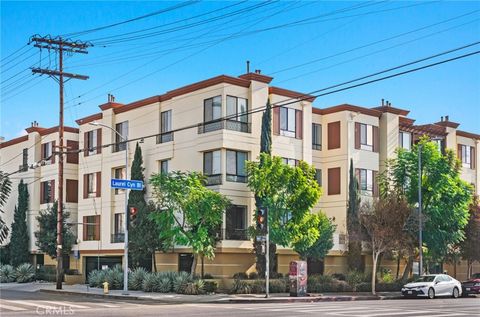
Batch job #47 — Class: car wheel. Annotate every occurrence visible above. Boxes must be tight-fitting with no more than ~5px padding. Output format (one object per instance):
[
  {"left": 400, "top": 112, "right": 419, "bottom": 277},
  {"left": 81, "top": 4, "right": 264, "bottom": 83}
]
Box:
[
  {"left": 428, "top": 288, "right": 435, "bottom": 299},
  {"left": 452, "top": 287, "right": 459, "bottom": 298}
]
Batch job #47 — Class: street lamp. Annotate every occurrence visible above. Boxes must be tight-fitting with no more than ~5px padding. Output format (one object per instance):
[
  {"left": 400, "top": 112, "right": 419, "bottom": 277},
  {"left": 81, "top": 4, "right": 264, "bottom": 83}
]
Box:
[
  {"left": 90, "top": 121, "right": 129, "bottom": 295},
  {"left": 417, "top": 137, "right": 442, "bottom": 276}
]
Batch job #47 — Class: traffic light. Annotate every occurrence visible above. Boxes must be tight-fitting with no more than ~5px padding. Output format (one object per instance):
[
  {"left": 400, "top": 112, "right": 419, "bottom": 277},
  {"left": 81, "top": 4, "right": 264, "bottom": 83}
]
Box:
[
  {"left": 128, "top": 206, "right": 138, "bottom": 227},
  {"left": 256, "top": 206, "right": 268, "bottom": 233}
]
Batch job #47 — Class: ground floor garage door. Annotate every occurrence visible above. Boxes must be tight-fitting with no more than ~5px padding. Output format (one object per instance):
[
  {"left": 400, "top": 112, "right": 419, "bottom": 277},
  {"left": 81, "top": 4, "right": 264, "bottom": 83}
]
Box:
[{"left": 85, "top": 256, "right": 122, "bottom": 282}]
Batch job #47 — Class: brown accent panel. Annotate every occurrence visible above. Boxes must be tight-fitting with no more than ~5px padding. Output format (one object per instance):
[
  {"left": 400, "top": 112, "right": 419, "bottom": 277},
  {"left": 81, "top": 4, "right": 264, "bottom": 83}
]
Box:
[
  {"left": 273, "top": 107, "right": 280, "bottom": 135},
  {"left": 84, "top": 132, "right": 89, "bottom": 157},
  {"left": 355, "top": 122, "right": 360, "bottom": 150},
  {"left": 50, "top": 180, "right": 55, "bottom": 201},
  {"left": 373, "top": 171, "right": 379, "bottom": 197},
  {"left": 94, "top": 215, "right": 100, "bottom": 240},
  {"left": 51, "top": 141, "right": 56, "bottom": 164},
  {"left": 312, "top": 104, "right": 382, "bottom": 118},
  {"left": 41, "top": 143, "right": 45, "bottom": 160},
  {"left": 0, "top": 135, "right": 28, "bottom": 149},
  {"left": 96, "top": 129, "right": 102, "bottom": 154},
  {"left": 66, "top": 140, "right": 79, "bottom": 164},
  {"left": 83, "top": 216, "right": 87, "bottom": 241},
  {"left": 269, "top": 86, "right": 316, "bottom": 102},
  {"left": 457, "top": 144, "right": 462, "bottom": 160},
  {"left": 96, "top": 172, "right": 101, "bottom": 197},
  {"left": 76, "top": 113, "right": 103, "bottom": 126},
  {"left": 295, "top": 110, "right": 303, "bottom": 139},
  {"left": 328, "top": 167, "right": 341, "bottom": 195},
  {"left": 66, "top": 179, "right": 78, "bottom": 203},
  {"left": 457, "top": 130, "right": 480, "bottom": 140},
  {"left": 373, "top": 126, "right": 379, "bottom": 153},
  {"left": 83, "top": 174, "right": 88, "bottom": 199},
  {"left": 328, "top": 121, "right": 341, "bottom": 150},
  {"left": 471, "top": 147, "right": 476, "bottom": 169},
  {"left": 40, "top": 182, "right": 45, "bottom": 204}
]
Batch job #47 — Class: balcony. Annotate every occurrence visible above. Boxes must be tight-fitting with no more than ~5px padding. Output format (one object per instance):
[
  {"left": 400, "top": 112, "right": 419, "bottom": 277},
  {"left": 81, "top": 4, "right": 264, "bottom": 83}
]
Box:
[
  {"left": 18, "top": 165, "right": 28, "bottom": 173},
  {"left": 205, "top": 174, "right": 222, "bottom": 186},
  {"left": 223, "top": 228, "right": 249, "bottom": 241},
  {"left": 198, "top": 119, "right": 251, "bottom": 134},
  {"left": 156, "top": 131, "right": 174, "bottom": 144},
  {"left": 111, "top": 233, "right": 125, "bottom": 243}
]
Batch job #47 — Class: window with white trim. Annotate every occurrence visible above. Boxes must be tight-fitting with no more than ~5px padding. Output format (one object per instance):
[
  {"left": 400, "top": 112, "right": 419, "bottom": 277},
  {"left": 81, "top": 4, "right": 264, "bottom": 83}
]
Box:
[{"left": 360, "top": 123, "right": 373, "bottom": 151}]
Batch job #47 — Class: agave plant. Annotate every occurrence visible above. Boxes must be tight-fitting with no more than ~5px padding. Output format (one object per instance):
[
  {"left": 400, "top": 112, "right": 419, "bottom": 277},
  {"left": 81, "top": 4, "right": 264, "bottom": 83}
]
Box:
[
  {"left": 157, "top": 277, "right": 172, "bottom": 293},
  {"left": 173, "top": 271, "right": 193, "bottom": 294},
  {"left": 88, "top": 270, "right": 106, "bottom": 288},
  {"left": 105, "top": 265, "right": 123, "bottom": 290},
  {"left": 15, "top": 263, "right": 35, "bottom": 283},
  {"left": 231, "top": 279, "right": 251, "bottom": 294},
  {"left": 0, "top": 264, "right": 16, "bottom": 283},
  {"left": 128, "top": 267, "right": 147, "bottom": 291},
  {"left": 142, "top": 273, "right": 157, "bottom": 292},
  {"left": 183, "top": 279, "right": 205, "bottom": 295}
]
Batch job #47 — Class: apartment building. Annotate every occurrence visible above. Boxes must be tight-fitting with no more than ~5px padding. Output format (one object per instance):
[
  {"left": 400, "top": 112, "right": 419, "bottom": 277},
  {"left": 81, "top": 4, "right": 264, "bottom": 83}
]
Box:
[{"left": 1, "top": 72, "right": 479, "bottom": 280}]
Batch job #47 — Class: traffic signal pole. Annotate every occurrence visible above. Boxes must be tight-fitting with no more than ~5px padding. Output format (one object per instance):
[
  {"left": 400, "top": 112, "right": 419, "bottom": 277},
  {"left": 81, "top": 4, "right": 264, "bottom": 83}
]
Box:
[{"left": 265, "top": 217, "right": 270, "bottom": 298}]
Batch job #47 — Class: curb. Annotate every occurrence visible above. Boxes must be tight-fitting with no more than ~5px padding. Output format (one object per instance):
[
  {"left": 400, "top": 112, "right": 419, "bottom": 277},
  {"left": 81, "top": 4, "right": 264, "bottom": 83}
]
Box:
[{"left": 39, "top": 289, "right": 142, "bottom": 301}]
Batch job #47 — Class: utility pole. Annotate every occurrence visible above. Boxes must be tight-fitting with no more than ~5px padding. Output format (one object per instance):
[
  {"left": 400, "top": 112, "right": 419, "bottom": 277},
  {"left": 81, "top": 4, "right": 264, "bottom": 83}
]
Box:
[{"left": 30, "top": 35, "right": 90, "bottom": 290}]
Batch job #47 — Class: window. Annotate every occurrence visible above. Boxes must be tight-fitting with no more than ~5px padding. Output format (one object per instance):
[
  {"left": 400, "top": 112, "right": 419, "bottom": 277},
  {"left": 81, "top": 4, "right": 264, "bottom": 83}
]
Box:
[
  {"left": 41, "top": 141, "right": 54, "bottom": 162},
  {"left": 399, "top": 131, "right": 412, "bottom": 151},
  {"left": 359, "top": 123, "right": 373, "bottom": 151},
  {"left": 225, "top": 205, "right": 248, "bottom": 240},
  {"left": 113, "top": 167, "right": 126, "bottom": 195},
  {"left": 114, "top": 121, "right": 128, "bottom": 152},
  {"left": 357, "top": 169, "right": 373, "bottom": 192},
  {"left": 280, "top": 107, "right": 296, "bottom": 137},
  {"left": 315, "top": 169, "right": 322, "bottom": 186},
  {"left": 200, "top": 96, "right": 222, "bottom": 133},
  {"left": 458, "top": 144, "right": 475, "bottom": 169},
  {"left": 328, "top": 167, "right": 341, "bottom": 195},
  {"left": 312, "top": 123, "right": 322, "bottom": 150},
  {"left": 282, "top": 158, "right": 298, "bottom": 167},
  {"left": 40, "top": 180, "right": 54, "bottom": 204},
  {"left": 158, "top": 110, "right": 173, "bottom": 143},
  {"left": 66, "top": 179, "right": 78, "bottom": 203},
  {"left": 203, "top": 150, "right": 221, "bottom": 185},
  {"left": 327, "top": 121, "right": 341, "bottom": 150},
  {"left": 83, "top": 215, "right": 100, "bottom": 241},
  {"left": 85, "top": 129, "right": 100, "bottom": 156},
  {"left": 226, "top": 96, "right": 248, "bottom": 122},
  {"left": 160, "top": 159, "right": 170, "bottom": 174},
  {"left": 226, "top": 150, "right": 247, "bottom": 183},
  {"left": 84, "top": 172, "right": 101, "bottom": 198}
]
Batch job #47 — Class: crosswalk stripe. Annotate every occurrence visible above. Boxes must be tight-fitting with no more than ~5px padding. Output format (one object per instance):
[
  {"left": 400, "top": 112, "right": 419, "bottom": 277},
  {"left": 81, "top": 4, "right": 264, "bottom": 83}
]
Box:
[
  {"left": 268, "top": 306, "right": 372, "bottom": 312},
  {"left": 3, "top": 300, "right": 54, "bottom": 310},
  {"left": 92, "top": 303, "right": 120, "bottom": 308},
  {"left": 0, "top": 303, "right": 28, "bottom": 311},
  {"left": 41, "top": 301, "right": 90, "bottom": 309}
]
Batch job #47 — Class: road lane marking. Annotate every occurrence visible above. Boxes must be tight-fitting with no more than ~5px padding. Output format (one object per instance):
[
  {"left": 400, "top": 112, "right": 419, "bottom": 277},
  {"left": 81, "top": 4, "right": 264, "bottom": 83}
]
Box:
[
  {"left": 91, "top": 303, "right": 120, "bottom": 308},
  {"left": 41, "top": 301, "right": 90, "bottom": 309},
  {"left": 0, "top": 303, "right": 28, "bottom": 311},
  {"left": 3, "top": 300, "right": 55, "bottom": 310}
]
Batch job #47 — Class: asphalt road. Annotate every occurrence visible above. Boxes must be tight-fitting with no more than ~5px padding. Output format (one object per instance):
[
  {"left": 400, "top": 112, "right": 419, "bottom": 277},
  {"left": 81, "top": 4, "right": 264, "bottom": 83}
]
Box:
[{"left": 0, "top": 289, "right": 479, "bottom": 317}]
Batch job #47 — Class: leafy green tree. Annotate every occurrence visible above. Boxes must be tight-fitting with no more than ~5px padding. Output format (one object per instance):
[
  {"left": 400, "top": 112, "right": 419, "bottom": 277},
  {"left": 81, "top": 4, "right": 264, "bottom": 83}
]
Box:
[
  {"left": 247, "top": 154, "right": 322, "bottom": 251},
  {"left": 150, "top": 171, "right": 230, "bottom": 274},
  {"left": 10, "top": 180, "right": 30, "bottom": 266},
  {"left": 388, "top": 138, "right": 472, "bottom": 264},
  {"left": 0, "top": 171, "right": 12, "bottom": 245},
  {"left": 294, "top": 212, "right": 335, "bottom": 261},
  {"left": 460, "top": 197, "right": 480, "bottom": 278},
  {"left": 35, "top": 201, "right": 75, "bottom": 259},
  {"left": 128, "top": 143, "right": 164, "bottom": 271},
  {"left": 346, "top": 159, "right": 363, "bottom": 272}
]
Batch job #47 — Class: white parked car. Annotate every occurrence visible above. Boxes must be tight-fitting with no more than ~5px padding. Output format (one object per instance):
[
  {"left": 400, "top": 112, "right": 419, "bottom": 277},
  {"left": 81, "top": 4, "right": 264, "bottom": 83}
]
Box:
[{"left": 402, "top": 274, "right": 462, "bottom": 299}]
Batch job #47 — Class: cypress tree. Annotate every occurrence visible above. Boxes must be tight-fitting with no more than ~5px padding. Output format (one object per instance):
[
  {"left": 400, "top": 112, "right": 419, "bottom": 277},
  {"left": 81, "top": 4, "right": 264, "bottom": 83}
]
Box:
[
  {"left": 10, "top": 180, "right": 30, "bottom": 266},
  {"left": 347, "top": 159, "right": 364, "bottom": 272}
]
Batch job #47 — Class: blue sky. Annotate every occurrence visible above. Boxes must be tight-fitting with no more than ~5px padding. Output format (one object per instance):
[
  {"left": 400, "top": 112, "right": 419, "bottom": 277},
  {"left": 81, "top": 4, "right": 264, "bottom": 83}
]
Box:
[{"left": 1, "top": 1, "right": 479, "bottom": 140}]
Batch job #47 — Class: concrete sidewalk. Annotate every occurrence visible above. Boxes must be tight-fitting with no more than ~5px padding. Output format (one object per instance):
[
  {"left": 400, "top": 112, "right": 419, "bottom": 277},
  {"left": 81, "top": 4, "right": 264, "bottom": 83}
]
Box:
[{"left": 0, "top": 282, "right": 403, "bottom": 303}]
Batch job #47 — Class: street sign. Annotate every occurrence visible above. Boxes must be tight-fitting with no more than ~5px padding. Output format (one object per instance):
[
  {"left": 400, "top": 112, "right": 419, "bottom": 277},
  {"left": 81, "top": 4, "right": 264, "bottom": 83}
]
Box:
[
  {"left": 256, "top": 235, "right": 266, "bottom": 242},
  {"left": 111, "top": 179, "right": 144, "bottom": 191}
]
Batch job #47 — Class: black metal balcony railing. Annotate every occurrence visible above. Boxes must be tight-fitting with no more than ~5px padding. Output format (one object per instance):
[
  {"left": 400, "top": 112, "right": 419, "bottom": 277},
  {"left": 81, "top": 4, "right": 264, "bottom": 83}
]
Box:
[
  {"left": 198, "top": 120, "right": 251, "bottom": 134},
  {"left": 18, "top": 165, "right": 28, "bottom": 172},
  {"left": 226, "top": 174, "right": 247, "bottom": 183},
  {"left": 156, "top": 131, "right": 174, "bottom": 144},
  {"left": 223, "top": 228, "right": 249, "bottom": 241},
  {"left": 312, "top": 143, "right": 322, "bottom": 151},
  {"left": 113, "top": 142, "right": 127, "bottom": 153},
  {"left": 205, "top": 174, "right": 222, "bottom": 186},
  {"left": 111, "top": 233, "right": 125, "bottom": 243}
]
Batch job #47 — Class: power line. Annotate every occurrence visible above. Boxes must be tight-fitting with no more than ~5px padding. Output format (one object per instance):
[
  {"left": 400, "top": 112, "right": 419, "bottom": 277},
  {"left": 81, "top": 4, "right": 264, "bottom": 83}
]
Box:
[{"left": 62, "top": 1, "right": 200, "bottom": 38}]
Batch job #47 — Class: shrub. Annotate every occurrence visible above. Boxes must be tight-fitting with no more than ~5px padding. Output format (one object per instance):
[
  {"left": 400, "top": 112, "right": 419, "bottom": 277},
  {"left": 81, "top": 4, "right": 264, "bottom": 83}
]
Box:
[
  {"left": 248, "top": 272, "right": 259, "bottom": 280},
  {"left": 204, "top": 280, "right": 218, "bottom": 293},
  {"left": 269, "top": 279, "right": 287, "bottom": 293},
  {"left": 232, "top": 272, "right": 248, "bottom": 280},
  {"left": 307, "top": 275, "right": 352, "bottom": 293},
  {"left": 346, "top": 271, "right": 365, "bottom": 290},
  {"left": 183, "top": 279, "right": 205, "bottom": 295},
  {"left": 128, "top": 267, "right": 147, "bottom": 291},
  {"left": 381, "top": 272, "right": 394, "bottom": 283},
  {"left": 105, "top": 265, "right": 123, "bottom": 290},
  {"left": 173, "top": 271, "right": 193, "bottom": 294},
  {"left": 356, "top": 282, "right": 371, "bottom": 292},
  {"left": 376, "top": 281, "right": 403, "bottom": 292},
  {"left": 15, "top": 263, "right": 35, "bottom": 283},
  {"left": 0, "top": 264, "right": 16, "bottom": 283},
  {"left": 332, "top": 273, "right": 346, "bottom": 281},
  {"left": 271, "top": 272, "right": 283, "bottom": 279},
  {"left": 203, "top": 273, "right": 214, "bottom": 279},
  {"left": 88, "top": 270, "right": 106, "bottom": 288},
  {"left": 230, "top": 279, "right": 251, "bottom": 294},
  {"left": 157, "top": 277, "right": 172, "bottom": 293},
  {"left": 142, "top": 273, "right": 158, "bottom": 292},
  {"left": 250, "top": 279, "right": 265, "bottom": 294},
  {"left": 36, "top": 265, "right": 56, "bottom": 282}
]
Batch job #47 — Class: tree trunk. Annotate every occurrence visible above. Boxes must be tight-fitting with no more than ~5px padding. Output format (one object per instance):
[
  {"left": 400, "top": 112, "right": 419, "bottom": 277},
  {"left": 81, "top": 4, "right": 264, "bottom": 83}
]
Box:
[
  {"left": 401, "top": 256, "right": 413, "bottom": 281},
  {"left": 453, "top": 257, "right": 457, "bottom": 278},
  {"left": 191, "top": 254, "right": 198, "bottom": 275},
  {"left": 467, "top": 260, "right": 472, "bottom": 279},
  {"left": 152, "top": 251, "right": 157, "bottom": 272},
  {"left": 201, "top": 255, "right": 204, "bottom": 278},
  {"left": 395, "top": 255, "right": 401, "bottom": 280},
  {"left": 372, "top": 252, "right": 380, "bottom": 295}
]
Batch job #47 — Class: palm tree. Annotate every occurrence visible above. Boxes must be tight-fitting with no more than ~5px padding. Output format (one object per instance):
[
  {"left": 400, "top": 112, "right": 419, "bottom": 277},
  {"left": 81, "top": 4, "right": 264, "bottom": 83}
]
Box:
[{"left": 0, "top": 171, "right": 12, "bottom": 244}]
